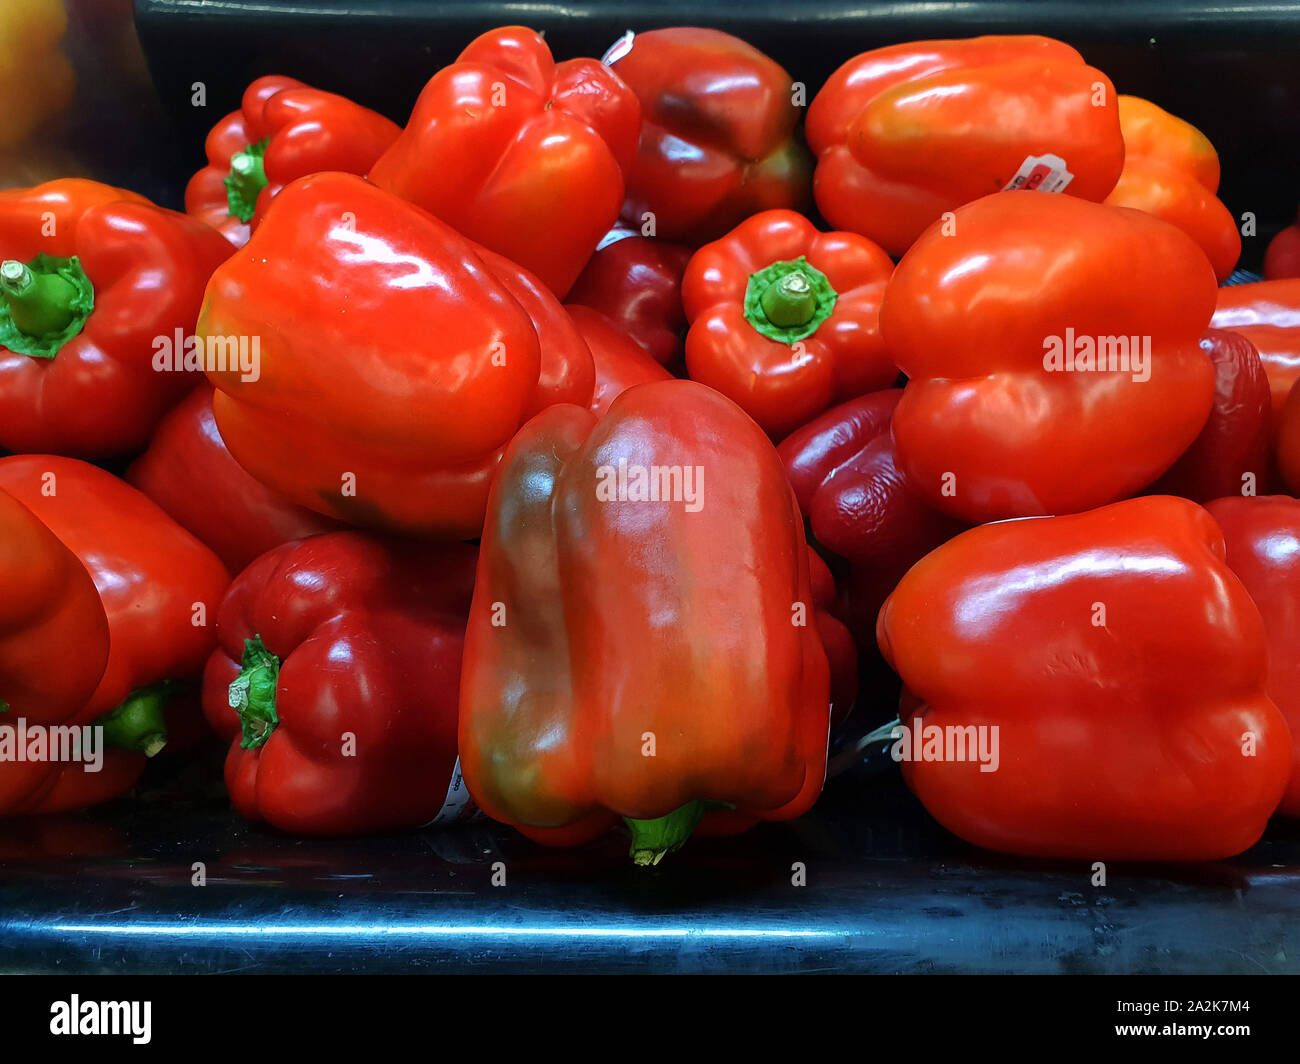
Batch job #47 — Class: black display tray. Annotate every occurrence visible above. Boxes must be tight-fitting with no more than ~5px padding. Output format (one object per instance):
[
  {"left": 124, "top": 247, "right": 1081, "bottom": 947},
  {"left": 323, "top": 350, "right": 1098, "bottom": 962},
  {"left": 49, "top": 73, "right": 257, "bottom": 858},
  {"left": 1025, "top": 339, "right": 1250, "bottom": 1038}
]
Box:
[
  {"left": 134, "top": 0, "right": 1300, "bottom": 267},
  {"left": 2, "top": 747, "right": 1299, "bottom": 974}
]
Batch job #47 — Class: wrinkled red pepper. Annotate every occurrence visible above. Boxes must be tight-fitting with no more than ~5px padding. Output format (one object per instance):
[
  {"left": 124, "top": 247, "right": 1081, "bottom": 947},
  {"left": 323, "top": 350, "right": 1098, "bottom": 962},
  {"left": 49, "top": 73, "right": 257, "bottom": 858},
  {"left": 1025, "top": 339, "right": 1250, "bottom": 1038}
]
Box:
[
  {"left": 185, "top": 75, "right": 401, "bottom": 248},
  {"left": 1147, "top": 330, "right": 1271, "bottom": 501},
  {"left": 566, "top": 233, "right": 691, "bottom": 367},
  {"left": 202, "top": 533, "right": 475, "bottom": 835},
  {"left": 605, "top": 27, "right": 813, "bottom": 245},
  {"left": 778, "top": 389, "right": 965, "bottom": 649},
  {"left": 683, "top": 209, "right": 896, "bottom": 438},
  {"left": 369, "top": 26, "right": 640, "bottom": 297},
  {"left": 0, "top": 179, "right": 233, "bottom": 457},
  {"left": 1213, "top": 279, "right": 1300, "bottom": 429}
]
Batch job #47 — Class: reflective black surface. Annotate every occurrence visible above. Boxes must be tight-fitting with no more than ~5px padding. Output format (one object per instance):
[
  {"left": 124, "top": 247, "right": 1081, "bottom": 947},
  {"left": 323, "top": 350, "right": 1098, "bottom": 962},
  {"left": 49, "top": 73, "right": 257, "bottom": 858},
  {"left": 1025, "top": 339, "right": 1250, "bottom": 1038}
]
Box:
[{"left": 3, "top": 745, "right": 1298, "bottom": 974}]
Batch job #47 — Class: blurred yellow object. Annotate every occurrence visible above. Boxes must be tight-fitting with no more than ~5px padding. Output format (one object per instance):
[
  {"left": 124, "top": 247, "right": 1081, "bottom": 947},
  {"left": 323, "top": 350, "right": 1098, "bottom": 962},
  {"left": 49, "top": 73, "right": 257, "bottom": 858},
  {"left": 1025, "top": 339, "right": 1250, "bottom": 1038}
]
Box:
[{"left": 0, "top": 0, "right": 75, "bottom": 150}]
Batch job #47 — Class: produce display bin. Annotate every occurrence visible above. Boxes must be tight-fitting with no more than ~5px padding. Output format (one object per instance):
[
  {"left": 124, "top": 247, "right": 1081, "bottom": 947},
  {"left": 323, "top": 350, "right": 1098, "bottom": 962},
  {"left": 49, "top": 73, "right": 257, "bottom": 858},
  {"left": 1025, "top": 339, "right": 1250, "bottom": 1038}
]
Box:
[{"left": 1, "top": 0, "right": 1300, "bottom": 996}]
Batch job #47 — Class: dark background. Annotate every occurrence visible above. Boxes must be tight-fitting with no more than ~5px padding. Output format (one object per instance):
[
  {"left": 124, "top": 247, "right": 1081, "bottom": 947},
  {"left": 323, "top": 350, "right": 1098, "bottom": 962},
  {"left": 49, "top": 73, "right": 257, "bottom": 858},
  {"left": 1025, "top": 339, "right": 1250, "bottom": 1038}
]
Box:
[{"left": 127, "top": 0, "right": 1300, "bottom": 269}]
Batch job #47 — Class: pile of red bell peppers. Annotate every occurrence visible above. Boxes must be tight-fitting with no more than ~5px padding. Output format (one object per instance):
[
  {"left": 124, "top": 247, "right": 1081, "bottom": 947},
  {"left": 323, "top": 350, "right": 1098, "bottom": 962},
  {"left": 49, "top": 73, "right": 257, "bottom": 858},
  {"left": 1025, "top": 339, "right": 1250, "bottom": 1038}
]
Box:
[{"left": 3, "top": 23, "right": 1300, "bottom": 866}]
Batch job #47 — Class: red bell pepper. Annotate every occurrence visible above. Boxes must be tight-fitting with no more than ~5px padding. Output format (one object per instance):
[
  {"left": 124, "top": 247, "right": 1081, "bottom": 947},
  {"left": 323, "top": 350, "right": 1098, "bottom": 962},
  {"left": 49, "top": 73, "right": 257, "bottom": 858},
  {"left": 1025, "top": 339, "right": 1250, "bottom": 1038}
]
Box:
[
  {"left": 201, "top": 532, "right": 476, "bottom": 835},
  {"left": 566, "top": 234, "right": 691, "bottom": 367},
  {"left": 1147, "top": 329, "right": 1271, "bottom": 501},
  {"left": 805, "top": 547, "right": 858, "bottom": 730},
  {"left": 126, "top": 385, "right": 347, "bottom": 575},
  {"left": 565, "top": 304, "right": 673, "bottom": 417},
  {"left": 199, "top": 171, "right": 593, "bottom": 540},
  {"left": 185, "top": 75, "right": 401, "bottom": 248},
  {"left": 369, "top": 25, "right": 640, "bottom": 298},
  {"left": 1277, "top": 379, "right": 1300, "bottom": 494},
  {"left": 1213, "top": 278, "right": 1300, "bottom": 428},
  {"left": 0, "top": 457, "right": 230, "bottom": 810},
  {"left": 0, "top": 179, "right": 233, "bottom": 457},
  {"left": 777, "top": 389, "right": 965, "bottom": 649},
  {"left": 473, "top": 244, "right": 594, "bottom": 419},
  {"left": 877, "top": 495, "right": 1291, "bottom": 860},
  {"left": 1207, "top": 495, "right": 1300, "bottom": 818},
  {"left": 459, "top": 379, "right": 831, "bottom": 864},
  {"left": 1103, "top": 95, "right": 1240, "bottom": 282},
  {"left": 806, "top": 35, "right": 1124, "bottom": 258},
  {"left": 682, "top": 209, "right": 896, "bottom": 438},
  {"left": 881, "top": 191, "right": 1217, "bottom": 524},
  {"left": 1265, "top": 209, "right": 1300, "bottom": 280},
  {"left": 0, "top": 485, "right": 118, "bottom": 816},
  {"left": 604, "top": 27, "right": 813, "bottom": 246}
]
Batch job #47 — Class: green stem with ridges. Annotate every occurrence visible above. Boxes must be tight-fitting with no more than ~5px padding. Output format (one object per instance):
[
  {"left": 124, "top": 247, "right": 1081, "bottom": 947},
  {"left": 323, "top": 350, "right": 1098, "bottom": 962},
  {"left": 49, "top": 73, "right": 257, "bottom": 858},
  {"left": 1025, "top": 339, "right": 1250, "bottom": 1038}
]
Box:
[
  {"left": 742, "top": 256, "right": 837, "bottom": 344},
  {"left": 0, "top": 254, "right": 94, "bottom": 359},
  {"left": 228, "top": 634, "right": 280, "bottom": 750},
  {"left": 225, "top": 137, "right": 270, "bottom": 223}
]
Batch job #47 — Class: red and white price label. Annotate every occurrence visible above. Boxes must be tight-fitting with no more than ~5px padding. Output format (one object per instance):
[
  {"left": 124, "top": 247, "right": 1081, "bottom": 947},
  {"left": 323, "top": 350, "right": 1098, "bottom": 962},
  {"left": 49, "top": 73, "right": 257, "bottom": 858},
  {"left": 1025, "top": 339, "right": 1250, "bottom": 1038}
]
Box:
[
  {"left": 1003, "top": 153, "right": 1074, "bottom": 193},
  {"left": 602, "top": 30, "right": 635, "bottom": 66}
]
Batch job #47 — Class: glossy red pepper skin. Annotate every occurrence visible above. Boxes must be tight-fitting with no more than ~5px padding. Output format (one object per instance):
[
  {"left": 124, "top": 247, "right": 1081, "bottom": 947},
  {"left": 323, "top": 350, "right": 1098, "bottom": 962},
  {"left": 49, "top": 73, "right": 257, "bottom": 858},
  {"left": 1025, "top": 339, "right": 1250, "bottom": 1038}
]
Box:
[
  {"left": 185, "top": 75, "right": 401, "bottom": 248},
  {"left": 0, "top": 487, "right": 109, "bottom": 726},
  {"left": 777, "top": 390, "right": 965, "bottom": 650},
  {"left": 878, "top": 495, "right": 1290, "bottom": 861},
  {"left": 473, "top": 245, "right": 594, "bottom": 419},
  {"left": 1208, "top": 495, "right": 1300, "bottom": 818},
  {"left": 202, "top": 533, "right": 476, "bottom": 836},
  {"left": 566, "top": 234, "right": 691, "bottom": 367},
  {"left": 0, "top": 179, "right": 233, "bottom": 457},
  {"left": 459, "top": 380, "right": 831, "bottom": 863},
  {"left": 1103, "top": 96, "right": 1239, "bottom": 282},
  {"left": 199, "top": 172, "right": 593, "bottom": 540},
  {"left": 127, "top": 385, "right": 347, "bottom": 576},
  {"left": 369, "top": 26, "right": 640, "bottom": 298},
  {"left": 807, "top": 36, "right": 1124, "bottom": 258},
  {"left": 606, "top": 27, "right": 813, "bottom": 246},
  {"left": 683, "top": 209, "right": 896, "bottom": 438},
  {"left": 565, "top": 304, "right": 673, "bottom": 418},
  {"left": 0, "top": 486, "right": 117, "bottom": 816},
  {"left": 1213, "top": 279, "right": 1300, "bottom": 429},
  {"left": 882, "top": 191, "right": 1217, "bottom": 524},
  {"left": 805, "top": 547, "right": 858, "bottom": 730},
  {"left": 0, "top": 456, "right": 229, "bottom": 722},
  {"left": 1277, "top": 379, "right": 1300, "bottom": 494},
  {"left": 1148, "top": 330, "right": 1271, "bottom": 501}
]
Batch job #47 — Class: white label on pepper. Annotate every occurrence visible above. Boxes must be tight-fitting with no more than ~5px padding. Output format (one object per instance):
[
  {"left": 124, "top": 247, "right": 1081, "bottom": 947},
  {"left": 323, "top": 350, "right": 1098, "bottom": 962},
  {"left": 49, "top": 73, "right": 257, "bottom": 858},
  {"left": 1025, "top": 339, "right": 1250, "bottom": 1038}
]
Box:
[
  {"left": 1003, "top": 153, "right": 1074, "bottom": 193},
  {"left": 602, "top": 30, "right": 635, "bottom": 66}
]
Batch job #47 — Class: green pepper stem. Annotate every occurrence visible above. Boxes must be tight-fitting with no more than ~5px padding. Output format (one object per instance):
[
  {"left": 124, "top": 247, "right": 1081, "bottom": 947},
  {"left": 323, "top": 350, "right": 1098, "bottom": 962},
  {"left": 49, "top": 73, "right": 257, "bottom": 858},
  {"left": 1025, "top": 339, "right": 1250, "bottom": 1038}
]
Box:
[
  {"left": 760, "top": 270, "right": 817, "bottom": 328},
  {"left": 742, "top": 256, "right": 838, "bottom": 344},
  {"left": 97, "top": 682, "right": 175, "bottom": 758},
  {"left": 0, "top": 259, "right": 79, "bottom": 337},
  {"left": 624, "top": 800, "right": 711, "bottom": 866},
  {"left": 224, "top": 138, "right": 270, "bottom": 224},
  {"left": 229, "top": 635, "right": 281, "bottom": 750}
]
